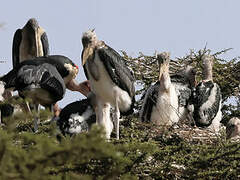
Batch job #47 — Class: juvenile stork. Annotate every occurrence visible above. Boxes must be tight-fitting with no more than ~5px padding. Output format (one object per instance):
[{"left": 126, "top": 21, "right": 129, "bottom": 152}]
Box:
[
  {"left": 140, "top": 52, "right": 196, "bottom": 126},
  {"left": 81, "top": 30, "right": 135, "bottom": 139},
  {"left": 0, "top": 55, "right": 79, "bottom": 131},
  {"left": 57, "top": 92, "right": 97, "bottom": 136},
  {"left": 193, "top": 54, "right": 222, "bottom": 132},
  {"left": 12, "top": 18, "right": 49, "bottom": 68}
]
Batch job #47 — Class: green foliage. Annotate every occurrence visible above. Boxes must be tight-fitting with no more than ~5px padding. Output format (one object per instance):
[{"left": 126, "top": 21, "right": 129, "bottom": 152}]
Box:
[{"left": 0, "top": 48, "right": 239, "bottom": 179}]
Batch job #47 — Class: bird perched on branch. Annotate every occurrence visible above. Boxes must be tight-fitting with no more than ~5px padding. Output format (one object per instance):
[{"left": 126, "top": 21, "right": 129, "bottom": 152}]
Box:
[
  {"left": 140, "top": 52, "right": 196, "bottom": 126},
  {"left": 0, "top": 55, "right": 80, "bottom": 131},
  {"left": 81, "top": 29, "right": 135, "bottom": 139},
  {"left": 193, "top": 54, "right": 222, "bottom": 132}
]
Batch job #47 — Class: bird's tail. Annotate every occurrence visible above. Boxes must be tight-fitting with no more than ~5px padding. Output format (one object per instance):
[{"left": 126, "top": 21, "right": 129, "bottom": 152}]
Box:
[{"left": 0, "top": 69, "right": 17, "bottom": 89}]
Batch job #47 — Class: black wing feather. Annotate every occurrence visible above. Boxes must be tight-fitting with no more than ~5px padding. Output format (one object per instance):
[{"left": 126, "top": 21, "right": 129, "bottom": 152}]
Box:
[
  {"left": 141, "top": 82, "right": 160, "bottom": 122},
  {"left": 58, "top": 99, "right": 96, "bottom": 135},
  {"left": 97, "top": 45, "right": 135, "bottom": 98},
  {"left": 12, "top": 29, "right": 22, "bottom": 68},
  {"left": 193, "top": 81, "right": 222, "bottom": 127},
  {"left": 39, "top": 64, "right": 66, "bottom": 101}
]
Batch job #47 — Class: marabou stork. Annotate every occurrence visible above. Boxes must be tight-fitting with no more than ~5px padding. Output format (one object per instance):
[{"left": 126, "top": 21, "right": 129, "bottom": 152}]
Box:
[
  {"left": 140, "top": 52, "right": 196, "bottom": 126},
  {"left": 193, "top": 54, "right": 222, "bottom": 132},
  {"left": 12, "top": 18, "right": 49, "bottom": 68},
  {"left": 81, "top": 30, "right": 135, "bottom": 139},
  {"left": 0, "top": 55, "right": 79, "bottom": 131}
]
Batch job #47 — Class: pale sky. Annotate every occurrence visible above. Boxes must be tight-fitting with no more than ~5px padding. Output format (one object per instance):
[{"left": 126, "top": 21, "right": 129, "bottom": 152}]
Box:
[{"left": 1, "top": 1, "right": 239, "bottom": 107}]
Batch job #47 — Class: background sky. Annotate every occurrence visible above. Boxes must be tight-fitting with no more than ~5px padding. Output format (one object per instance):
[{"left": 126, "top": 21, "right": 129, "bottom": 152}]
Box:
[{"left": 0, "top": 1, "right": 239, "bottom": 107}]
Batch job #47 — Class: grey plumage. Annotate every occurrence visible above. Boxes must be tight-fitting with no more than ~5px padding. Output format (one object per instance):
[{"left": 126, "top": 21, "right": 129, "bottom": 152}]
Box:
[
  {"left": 193, "top": 55, "right": 222, "bottom": 131},
  {"left": 193, "top": 81, "right": 221, "bottom": 127},
  {"left": 0, "top": 60, "right": 66, "bottom": 131}
]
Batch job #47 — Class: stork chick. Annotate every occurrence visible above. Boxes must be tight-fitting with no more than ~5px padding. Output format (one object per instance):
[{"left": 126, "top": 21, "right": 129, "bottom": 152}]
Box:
[
  {"left": 140, "top": 52, "right": 196, "bottom": 126},
  {"left": 193, "top": 54, "right": 222, "bottom": 132},
  {"left": 57, "top": 92, "right": 97, "bottom": 136}
]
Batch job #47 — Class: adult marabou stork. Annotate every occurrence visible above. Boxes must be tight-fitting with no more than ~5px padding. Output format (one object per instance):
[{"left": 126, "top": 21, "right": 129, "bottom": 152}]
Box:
[
  {"left": 12, "top": 18, "right": 49, "bottom": 68},
  {"left": 57, "top": 93, "right": 97, "bottom": 136},
  {"left": 0, "top": 55, "right": 79, "bottom": 131},
  {"left": 193, "top": 54, "right": 222, "bottom": 132},
  {"left": 140, "top": 52, "right": 196, "bottom": 126},
  {"left": 81, "top": 30, "right": 135, "bottom": 139}
]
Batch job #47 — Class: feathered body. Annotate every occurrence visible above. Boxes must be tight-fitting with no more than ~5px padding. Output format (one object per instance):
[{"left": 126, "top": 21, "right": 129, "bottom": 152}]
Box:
[
  {"left": 57, "top": 99, "right": 96, "bottom": 136},
  {"left": 0, "top": 55, "right": 78, "bottom": 131},
  {"left": 81, "top": 30, "right": 135, "bottom": 139},
  {"left": 2, "top": 55, "right": 79, "bottom": 89},
  {"left": 140, "top": 52, "right": 196, "bottom": 126},
  {"left": 193, "top": 55, "right": 222, "bottom": 132}
]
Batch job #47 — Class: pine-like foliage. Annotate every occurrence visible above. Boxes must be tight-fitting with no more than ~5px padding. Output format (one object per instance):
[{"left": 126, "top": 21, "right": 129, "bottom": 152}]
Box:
[{"left": 0, "top": 48, "right": 239, "bottom": 179}]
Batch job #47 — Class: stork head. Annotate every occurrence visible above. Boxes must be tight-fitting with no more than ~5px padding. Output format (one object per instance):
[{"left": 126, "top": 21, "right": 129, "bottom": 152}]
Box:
[
  {"left": 82, "top": 29, "right": 97, "bottom": 48},
  {"left": 226, "top": 117, "right": 240, "bottom": 139},
  {"left": 25, "top": 18, "right": 39, "bottom": 31}
]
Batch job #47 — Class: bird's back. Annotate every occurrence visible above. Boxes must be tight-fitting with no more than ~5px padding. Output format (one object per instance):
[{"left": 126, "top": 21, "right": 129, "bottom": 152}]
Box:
[
  {"left": 193, "top": 81, "right": 222, "bottom": 128},
  {"left": 58, "top": 99, "right": 96, "bottom": 135}
]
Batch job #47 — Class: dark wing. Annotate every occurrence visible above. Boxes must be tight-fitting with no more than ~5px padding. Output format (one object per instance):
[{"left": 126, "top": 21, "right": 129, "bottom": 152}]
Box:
[
  {"left": 15, "top": 63, "right": 66, "bottom": 102},
  {"left": 193, "top": 81, "right": 222, "bottom": 127},
  {"left": 39, "top": 64, "right": 66, "bottom": 101},
  {"left": 41, "top": 32, "right": 50, "bottom": 56},
  {"left": 140, "top": 82, "right": 160, "bottom": 122},
  {"left": 97, "top": 45, "right": 135, "bottom": 98},
  {"left": 12, "top": 29, "right": 22, "bottom": 68},
  {"left": 58, "top": 99, "right": 96, "bottom": 135},
  {"left": 171, "top": 75, "right": 192, "bottom": 108},
  {"left": 0, "top": 69, "right": 18, "bottom": 89}
]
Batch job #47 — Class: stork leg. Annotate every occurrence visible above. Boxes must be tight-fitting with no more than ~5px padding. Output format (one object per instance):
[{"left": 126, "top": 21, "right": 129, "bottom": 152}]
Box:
[
  {"left": 114, "top": 96, "right": 120, "bottom": 140},
  {"left": 96, "top": 99, "right": 103, "bottom": 126},
  {"left": 96, "top": 99, "right": 113, "bottom": 139},
  {"left": 33, "top": 104, "right": 40, "bottom": 132},
  {"left": 103, "top": 103, "right": 113, "bottom": 139}
]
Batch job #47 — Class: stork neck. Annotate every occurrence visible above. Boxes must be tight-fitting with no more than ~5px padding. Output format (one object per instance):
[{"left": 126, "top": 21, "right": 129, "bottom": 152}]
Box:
[{"left": 203, "top": 63, "right": 213, "bottom": 81}]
